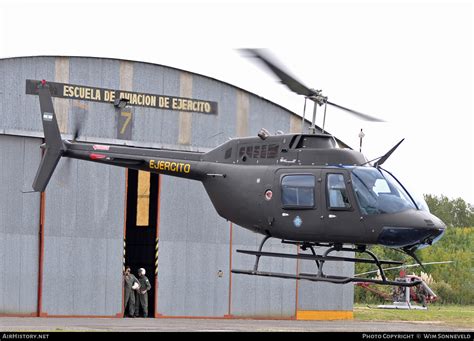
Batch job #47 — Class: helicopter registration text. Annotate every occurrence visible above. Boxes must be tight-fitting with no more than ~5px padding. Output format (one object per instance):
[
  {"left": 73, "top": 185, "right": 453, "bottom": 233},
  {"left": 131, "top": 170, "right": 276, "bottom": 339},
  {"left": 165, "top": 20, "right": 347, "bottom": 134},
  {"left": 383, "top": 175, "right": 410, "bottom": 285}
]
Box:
[{"left": 149, "top": 159, "right": 191, "bottom": 174}]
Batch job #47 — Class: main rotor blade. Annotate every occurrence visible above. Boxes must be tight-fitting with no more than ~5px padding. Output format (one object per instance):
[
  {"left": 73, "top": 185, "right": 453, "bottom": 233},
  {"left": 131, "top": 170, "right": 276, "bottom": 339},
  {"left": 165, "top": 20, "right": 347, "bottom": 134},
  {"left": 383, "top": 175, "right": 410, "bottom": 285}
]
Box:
[
  {"left": 241, "top": 49, "right": 386, "bottom": 122},
  {"left": 326, "top": 101, "right": 385, "bottom": 122},
  {"left": 240, "top": 48, "right": 316, "bottom": 97},
  {"left": 354, "top": 261, "right": 454, "bottom": 277}
]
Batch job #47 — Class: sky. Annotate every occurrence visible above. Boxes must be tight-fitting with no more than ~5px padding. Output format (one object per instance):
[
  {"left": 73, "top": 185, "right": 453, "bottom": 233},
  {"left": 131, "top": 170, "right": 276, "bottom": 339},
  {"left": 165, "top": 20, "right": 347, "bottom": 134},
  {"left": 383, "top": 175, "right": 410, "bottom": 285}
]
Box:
[{"left": 0, "top": 0, "right": 473, "bottom": 204}]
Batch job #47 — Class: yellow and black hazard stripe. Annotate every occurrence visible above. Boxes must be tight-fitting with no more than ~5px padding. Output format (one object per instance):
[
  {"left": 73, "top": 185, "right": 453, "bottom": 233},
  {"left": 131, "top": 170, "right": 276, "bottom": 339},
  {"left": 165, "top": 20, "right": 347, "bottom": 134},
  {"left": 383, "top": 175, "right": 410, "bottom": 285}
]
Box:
[
  {"left": 155, "top": 238, "right": 159, "bottom": 274},
  {"left": 123, "top": 239, "right": 126, "bottom": 272}
]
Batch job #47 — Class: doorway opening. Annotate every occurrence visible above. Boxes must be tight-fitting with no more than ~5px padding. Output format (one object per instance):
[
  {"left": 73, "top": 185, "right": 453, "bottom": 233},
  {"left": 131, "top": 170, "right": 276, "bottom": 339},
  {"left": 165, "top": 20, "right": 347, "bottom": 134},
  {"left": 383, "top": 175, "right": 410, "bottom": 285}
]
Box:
[{"left": 124, "top": 169, "right": 159, "bottom": 318}]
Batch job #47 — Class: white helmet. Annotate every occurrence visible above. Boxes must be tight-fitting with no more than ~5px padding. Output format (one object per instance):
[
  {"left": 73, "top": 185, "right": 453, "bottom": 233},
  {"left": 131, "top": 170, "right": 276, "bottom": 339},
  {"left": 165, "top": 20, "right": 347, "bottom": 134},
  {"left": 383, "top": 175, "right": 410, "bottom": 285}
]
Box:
[{"left": 139, "top": 268, "right": 146, "bottom": 275}]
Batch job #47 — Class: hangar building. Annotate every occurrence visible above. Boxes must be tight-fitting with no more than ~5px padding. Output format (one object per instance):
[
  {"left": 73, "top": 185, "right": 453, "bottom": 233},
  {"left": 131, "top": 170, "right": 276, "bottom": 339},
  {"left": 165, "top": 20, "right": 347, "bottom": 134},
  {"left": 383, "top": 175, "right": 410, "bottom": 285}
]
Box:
[{"left": 0, "top": 56, "right": 354, "bottom": 319}]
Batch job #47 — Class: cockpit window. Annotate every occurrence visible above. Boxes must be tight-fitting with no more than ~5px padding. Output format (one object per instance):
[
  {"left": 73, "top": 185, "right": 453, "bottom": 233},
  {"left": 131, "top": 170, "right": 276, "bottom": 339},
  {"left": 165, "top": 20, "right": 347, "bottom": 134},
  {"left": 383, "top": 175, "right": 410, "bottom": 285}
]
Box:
[
  {"left": 281, "top": 174, "right": 315, "bottom": 209},
  {"left": 351, "top": 167, "right": 416, "bottom": 215}
]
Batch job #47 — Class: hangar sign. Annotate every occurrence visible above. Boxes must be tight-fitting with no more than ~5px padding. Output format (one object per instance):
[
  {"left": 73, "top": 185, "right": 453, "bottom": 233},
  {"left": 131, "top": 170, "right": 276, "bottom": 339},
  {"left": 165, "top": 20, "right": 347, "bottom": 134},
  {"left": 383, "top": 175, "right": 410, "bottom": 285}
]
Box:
[{"left": 25, "top": 79, "right": 218, "bottom": 114}]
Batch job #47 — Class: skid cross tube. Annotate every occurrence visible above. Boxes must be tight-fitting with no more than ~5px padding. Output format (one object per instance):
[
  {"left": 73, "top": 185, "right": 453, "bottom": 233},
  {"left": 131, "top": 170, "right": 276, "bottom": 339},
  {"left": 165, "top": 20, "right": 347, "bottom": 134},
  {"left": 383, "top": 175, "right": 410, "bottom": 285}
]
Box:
[
  {"left": 317, "top": 246, "right": 389, "bottom": 282},
  {"left": 253, "top": 235, "right": 271, "bottom": 272},
  {"left": 307, "top": 245, "right": 320, "bottom": 272}
]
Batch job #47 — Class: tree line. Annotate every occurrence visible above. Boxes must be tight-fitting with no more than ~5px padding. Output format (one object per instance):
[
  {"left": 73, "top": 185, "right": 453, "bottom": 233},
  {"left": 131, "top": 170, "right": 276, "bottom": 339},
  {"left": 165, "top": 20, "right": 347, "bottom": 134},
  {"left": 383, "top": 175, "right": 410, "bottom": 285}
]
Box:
[
  {"left": 354, "top": 194, "right": 473, "bottom": 305},
  {"left": 424, "top": 194, "right": 474, "bottom": 227}
]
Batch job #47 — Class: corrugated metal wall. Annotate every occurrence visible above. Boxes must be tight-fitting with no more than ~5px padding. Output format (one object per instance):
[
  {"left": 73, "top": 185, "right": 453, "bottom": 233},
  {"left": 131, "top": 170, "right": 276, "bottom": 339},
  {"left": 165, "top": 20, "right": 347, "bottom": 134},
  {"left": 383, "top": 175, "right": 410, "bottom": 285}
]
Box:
[
  {"left": 157, "top": 178, "right": 230, "bottom": 317},
  {"left": 230, "top": 234, "right": 298, "bottom": 318},
  {"left": 297, "top": 251, "right": 354, "bottom": 311},
  {"left": 0, "top": 56, "right": 353, "bottom": 317},
  {"left": 41, "top": 159, "right": 125, "bottom": 316},
  {"left": 0, "top": 135, "right": 41, "bottom": 315}
]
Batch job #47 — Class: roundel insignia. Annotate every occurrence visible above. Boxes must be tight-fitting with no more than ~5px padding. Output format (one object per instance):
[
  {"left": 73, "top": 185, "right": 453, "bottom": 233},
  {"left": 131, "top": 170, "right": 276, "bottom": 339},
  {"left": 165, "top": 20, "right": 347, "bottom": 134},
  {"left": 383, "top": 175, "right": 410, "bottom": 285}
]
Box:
[
  {"left": 293, "top": 216, "right": 303, "bottom": 228},
  {"left": 264, "top": 190, "right": 273, "bottom": 201}
]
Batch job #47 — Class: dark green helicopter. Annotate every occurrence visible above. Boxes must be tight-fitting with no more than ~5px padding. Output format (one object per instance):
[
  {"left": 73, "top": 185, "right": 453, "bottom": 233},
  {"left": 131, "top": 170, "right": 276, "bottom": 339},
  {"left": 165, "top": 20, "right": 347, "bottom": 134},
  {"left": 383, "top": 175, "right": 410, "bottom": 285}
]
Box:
[{"left": 31, "top": 50, "right": 446, "bottom": 287}]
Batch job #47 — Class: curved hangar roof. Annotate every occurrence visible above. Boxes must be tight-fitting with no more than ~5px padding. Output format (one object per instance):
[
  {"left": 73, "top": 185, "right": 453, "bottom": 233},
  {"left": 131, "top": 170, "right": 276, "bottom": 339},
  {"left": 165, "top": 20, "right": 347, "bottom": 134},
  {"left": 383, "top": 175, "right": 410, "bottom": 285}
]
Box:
[{"left": 0, "top": 55, "right": 349, "bottom": 149}]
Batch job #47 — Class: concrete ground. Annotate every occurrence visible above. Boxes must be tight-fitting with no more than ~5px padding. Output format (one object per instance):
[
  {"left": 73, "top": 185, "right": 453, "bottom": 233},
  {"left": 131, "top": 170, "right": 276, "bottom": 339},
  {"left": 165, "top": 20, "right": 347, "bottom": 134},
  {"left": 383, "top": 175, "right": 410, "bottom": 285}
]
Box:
[{"left": 0, "top": 317, "right": 470, "bottom": 332}]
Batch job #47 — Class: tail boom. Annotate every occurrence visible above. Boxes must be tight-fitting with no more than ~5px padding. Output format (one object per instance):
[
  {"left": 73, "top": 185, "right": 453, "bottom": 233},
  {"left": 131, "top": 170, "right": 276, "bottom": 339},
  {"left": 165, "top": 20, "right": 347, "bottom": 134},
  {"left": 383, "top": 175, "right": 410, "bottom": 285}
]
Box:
[
  {"left": 32, "top": 82, "right": 208, "bottom": 191},
  {"left": 62, "top": 140, "right": 207, "bottom": 181}
]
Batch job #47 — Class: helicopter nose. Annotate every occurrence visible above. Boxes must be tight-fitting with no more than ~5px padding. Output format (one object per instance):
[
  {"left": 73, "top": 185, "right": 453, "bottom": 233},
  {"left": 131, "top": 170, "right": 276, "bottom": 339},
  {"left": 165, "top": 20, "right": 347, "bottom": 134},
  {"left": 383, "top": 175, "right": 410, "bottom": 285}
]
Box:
[
  {"left": 377, "top": 225, "right": 445, "bottom": 249},
  {"left": 432, "top": 214, "right": 447, "bottom": 230},
  {"left": 377, "top": 210, "right": 446, "bottom": 249},
  {"left": 418, "top": 224, "right": 446, "bottom": 249},
  {"left": 422, "top": 211, "right": 447, "bottom": 229},
  {"left": 418, "top": 213, "right": 447, "bottom": 249}
]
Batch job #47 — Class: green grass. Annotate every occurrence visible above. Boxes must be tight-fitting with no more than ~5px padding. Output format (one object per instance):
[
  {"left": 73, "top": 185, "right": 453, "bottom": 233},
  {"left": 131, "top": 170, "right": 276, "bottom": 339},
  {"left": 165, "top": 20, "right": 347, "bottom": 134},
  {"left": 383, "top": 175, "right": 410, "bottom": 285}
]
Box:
[{"left": 354, "top": 304, "right": 474, "bottom": 329}]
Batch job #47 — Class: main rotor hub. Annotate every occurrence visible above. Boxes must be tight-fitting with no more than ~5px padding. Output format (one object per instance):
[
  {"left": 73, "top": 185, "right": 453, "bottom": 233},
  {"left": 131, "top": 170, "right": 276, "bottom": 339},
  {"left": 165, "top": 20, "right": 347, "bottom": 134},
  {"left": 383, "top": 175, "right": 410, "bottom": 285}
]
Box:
[{"left": 309, "top": 89, "right": 327, "bottom": 106}]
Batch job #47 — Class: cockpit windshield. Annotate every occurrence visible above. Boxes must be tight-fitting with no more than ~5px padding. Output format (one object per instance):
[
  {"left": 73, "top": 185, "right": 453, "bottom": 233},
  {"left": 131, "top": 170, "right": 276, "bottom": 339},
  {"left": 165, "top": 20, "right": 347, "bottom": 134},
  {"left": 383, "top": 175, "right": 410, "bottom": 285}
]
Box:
[{"left": 351, "top": 167, "right": 416, "bottom": 215}]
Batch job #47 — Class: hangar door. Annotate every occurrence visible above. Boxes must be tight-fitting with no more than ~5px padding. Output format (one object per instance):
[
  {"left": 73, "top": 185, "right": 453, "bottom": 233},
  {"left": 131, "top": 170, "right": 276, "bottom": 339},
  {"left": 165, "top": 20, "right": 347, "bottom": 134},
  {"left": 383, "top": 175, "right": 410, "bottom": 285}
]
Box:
[{"left": 125, "top": 169, "right": 159, "bottom": 317}]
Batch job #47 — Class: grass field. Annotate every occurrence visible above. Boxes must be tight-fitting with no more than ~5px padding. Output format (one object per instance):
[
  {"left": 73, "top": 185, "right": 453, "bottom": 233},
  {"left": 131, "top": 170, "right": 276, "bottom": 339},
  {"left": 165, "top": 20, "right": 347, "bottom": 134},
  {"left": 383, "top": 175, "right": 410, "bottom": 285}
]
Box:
[{"left": 354, "top": 304, "right": 474, "bottom": 329}]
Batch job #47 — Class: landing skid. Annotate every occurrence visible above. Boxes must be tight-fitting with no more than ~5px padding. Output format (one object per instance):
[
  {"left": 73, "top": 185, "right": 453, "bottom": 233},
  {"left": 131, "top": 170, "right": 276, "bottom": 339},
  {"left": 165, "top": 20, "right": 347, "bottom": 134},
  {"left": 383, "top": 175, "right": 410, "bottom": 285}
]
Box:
[
  {"left": 377, "top": 303, "right": 427, "bottom": 310},
  {"left": 231, "top": 237, "right": 421, "bottom": 287}
]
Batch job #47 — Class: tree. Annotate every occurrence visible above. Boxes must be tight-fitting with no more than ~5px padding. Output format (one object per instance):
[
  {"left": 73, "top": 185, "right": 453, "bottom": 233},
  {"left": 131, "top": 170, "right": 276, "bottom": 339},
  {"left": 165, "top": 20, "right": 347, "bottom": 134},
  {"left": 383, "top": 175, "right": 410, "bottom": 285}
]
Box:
[
  {"left": 424, "top": 194, "right": 474, "bottom": 227},
  {"left": 354, "top": 228, "right": 474, "bottom": 305},
  {"left": 355, "top": 194, "right": 473, "bottom": 304}
]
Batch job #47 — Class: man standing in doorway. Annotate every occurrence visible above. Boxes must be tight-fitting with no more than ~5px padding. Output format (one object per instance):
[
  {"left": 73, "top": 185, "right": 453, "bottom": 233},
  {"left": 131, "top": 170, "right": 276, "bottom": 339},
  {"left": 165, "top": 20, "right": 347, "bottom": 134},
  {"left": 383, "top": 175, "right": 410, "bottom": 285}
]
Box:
[
  {"left": 123, "top": 266, "right": 140, "bottom": 317},
  {"left": 134, "top": 268, "right": 152, "bottom": 318}
]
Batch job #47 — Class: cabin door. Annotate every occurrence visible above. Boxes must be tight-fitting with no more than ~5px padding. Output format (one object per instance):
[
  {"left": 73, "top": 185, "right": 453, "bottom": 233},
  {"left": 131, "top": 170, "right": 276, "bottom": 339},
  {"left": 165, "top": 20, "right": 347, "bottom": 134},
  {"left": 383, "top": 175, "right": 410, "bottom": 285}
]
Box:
[{"left": 319, "top": 169, "right": 365, "bottom": 243}]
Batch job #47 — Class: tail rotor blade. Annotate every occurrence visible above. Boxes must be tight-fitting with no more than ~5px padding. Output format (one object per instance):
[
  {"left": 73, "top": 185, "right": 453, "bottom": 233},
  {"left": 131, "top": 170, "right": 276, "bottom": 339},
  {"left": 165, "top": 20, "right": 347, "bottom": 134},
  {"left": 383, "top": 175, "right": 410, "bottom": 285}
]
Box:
[
  {"left": 72, "top": 122, "right": 82, "bottom": 141},
  {"left": 72, "top": 107, "right": 85, "bottom": 140}
]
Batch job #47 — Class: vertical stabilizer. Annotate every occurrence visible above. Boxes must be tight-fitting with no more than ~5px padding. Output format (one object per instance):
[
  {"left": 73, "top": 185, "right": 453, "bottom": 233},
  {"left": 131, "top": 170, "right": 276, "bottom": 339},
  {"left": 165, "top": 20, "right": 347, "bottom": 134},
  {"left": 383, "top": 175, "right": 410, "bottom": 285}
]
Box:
[{"left": 32, "top": 82, "right": 65, "bottom": 192}]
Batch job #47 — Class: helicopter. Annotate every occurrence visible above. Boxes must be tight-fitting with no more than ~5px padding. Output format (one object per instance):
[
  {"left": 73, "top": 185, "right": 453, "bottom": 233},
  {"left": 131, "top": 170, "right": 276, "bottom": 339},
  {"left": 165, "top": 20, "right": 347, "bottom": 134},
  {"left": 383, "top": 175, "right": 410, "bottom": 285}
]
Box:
[
  {"left": 30, "top": 50, "right": 446, "bottom": 287},
  {"left": 355, "top": 261, "right": 454, "bottom": 308}
]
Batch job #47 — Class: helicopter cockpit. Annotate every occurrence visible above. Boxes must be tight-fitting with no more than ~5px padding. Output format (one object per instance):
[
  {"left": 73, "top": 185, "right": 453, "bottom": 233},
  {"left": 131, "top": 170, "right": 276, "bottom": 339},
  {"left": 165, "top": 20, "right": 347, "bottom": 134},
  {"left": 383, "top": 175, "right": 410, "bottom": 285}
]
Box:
[
  {"left": 351, "top": 167, "right": 419, "bottom": 215},
  {"left": 349, "top": 166, "right": 445, "bottom": 251}
]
